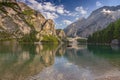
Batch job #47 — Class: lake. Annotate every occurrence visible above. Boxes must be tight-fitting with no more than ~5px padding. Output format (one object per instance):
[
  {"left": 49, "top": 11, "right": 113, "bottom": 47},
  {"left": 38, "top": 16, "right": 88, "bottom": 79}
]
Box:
[{"left": 0, "top": 41, "right": 120, "bottom": 80}]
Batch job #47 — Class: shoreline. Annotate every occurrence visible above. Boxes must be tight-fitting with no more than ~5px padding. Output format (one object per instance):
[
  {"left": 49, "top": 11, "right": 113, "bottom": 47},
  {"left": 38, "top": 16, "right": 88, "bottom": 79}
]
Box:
[{"left": 87, "top": 43, "right": 120, "bottom": 46}]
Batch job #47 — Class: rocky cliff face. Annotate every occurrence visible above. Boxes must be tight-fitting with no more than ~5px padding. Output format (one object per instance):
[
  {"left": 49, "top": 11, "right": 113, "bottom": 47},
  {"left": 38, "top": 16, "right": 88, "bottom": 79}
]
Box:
[
  {"left": 64, "top": 18, "right": 86, "bottom": 37},
  {"left": 56, "top": 29, "right": 66, "bottom": 41},
  {"left": 0, "top": 2, "right": 59, "bottom": 42},
  {"left": 65, "top": 5, "right": 120, "bottom": 38}
]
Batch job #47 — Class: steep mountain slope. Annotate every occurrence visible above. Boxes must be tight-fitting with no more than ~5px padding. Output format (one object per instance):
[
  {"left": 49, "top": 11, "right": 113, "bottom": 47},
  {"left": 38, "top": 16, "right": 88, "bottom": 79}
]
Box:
[
  {"left": 64, "top": 5, "right": 120, "bottom": 37},
  {"left": 0, "top": 1, "right": 62, "bottom": 42},
  {"left": 56, "top": 29, "right": 66, "bottom": 41},
  {"left": 64, "top": 18, "right": 86, "bottom": 37}
]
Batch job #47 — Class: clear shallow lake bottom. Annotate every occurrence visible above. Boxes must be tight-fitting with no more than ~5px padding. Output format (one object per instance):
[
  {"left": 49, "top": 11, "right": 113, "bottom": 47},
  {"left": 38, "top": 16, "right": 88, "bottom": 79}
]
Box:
[{"left": 0, "top": 41, "right": 120, "bottom": 80}]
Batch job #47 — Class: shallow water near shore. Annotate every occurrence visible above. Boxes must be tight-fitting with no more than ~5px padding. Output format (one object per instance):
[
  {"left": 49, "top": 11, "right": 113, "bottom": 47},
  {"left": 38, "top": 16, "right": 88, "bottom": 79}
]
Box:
[{"left": 0, "top": 41, "right": 120, "bottom": 80}]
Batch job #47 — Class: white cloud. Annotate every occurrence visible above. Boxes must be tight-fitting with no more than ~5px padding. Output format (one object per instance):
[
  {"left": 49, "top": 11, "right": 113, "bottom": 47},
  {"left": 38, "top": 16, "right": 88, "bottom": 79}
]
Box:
[
  {"left": 43, "top": 12, "right": 59, "bottom": 19},
  {"left": 75, "top": 6, "right": 87, "bottom": 15},
  {"left": 19, "top": 0, "right": 70, "bottom": 20},
  {"left": 66, "top": 6, "right": 87, "bottom": 18},
  {"left": 42, "top": 2, "right": 56, "bottom": 12},
  {"left": 101, "top": 9, "right": 113, "bottom": 14},
  {"left": 63, "top": 20, "right": 72, "bottom": 25},
  {"left": 56, "top": 5, "right": 65, "bottom": 14},
  {"left": 96, "top": 1, "right": 102, "bottom": 7},
  {"left": 75, "top": 17, "right": 79, "bottom": 20},
  {"left": 67, "top": 12, "right": 78, "bottom": 17}
]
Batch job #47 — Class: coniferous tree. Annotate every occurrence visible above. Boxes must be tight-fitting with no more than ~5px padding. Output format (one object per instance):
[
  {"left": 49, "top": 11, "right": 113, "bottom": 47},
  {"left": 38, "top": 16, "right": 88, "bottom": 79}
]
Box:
[{"left": 88, "top": 19, "right": 120, "bottom": 43}]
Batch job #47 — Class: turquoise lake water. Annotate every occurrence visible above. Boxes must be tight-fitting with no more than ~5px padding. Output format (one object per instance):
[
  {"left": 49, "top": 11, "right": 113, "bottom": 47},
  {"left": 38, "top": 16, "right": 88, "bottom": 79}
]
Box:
[{"left": 0, "top": 41, "right": 120, "bottom": 80}]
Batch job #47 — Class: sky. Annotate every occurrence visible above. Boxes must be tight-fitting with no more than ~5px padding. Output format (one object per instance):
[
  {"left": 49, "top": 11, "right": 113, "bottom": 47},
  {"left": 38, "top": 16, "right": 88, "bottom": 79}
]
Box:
[{"left": 18, "top": 0, "right": 120, "bottom": 29}]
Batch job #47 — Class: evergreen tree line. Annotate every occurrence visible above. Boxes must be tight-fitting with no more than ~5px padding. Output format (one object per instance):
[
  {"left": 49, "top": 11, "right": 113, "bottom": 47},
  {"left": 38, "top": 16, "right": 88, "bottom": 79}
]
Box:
[{"left": 88, "top": 19, "right": 120, "bottom": 43}]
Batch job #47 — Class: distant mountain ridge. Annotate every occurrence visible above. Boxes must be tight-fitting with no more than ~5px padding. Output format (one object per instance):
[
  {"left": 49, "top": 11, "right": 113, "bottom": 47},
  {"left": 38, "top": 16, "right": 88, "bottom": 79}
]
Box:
[{"left": 64, "top": 5, "right": 120, "bottom": 37}]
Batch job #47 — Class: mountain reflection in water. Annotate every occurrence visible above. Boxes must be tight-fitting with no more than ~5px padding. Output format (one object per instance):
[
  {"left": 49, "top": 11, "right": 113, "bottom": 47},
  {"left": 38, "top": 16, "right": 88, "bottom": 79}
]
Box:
[
  {"left": 0, "top": 41, "right": 120, "bottom": 80},
  {"left": 0, "top": 41, "right": 58, "bottom": 80}
]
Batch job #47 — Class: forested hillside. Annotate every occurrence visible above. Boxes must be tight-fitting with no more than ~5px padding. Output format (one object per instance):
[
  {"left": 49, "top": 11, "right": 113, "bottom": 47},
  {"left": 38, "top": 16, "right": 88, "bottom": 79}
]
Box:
[{"left": 88, "top": 19, "right": 120, "bottom": 44}]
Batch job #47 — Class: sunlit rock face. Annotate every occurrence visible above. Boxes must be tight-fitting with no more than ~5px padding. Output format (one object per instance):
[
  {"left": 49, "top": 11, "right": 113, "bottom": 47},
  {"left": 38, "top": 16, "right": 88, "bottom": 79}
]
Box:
[
  {"left": 65, "top": 5, "right": 120, "bottom": 37},
  {"left": 64, "top": 18, "right": 86, "bottom": 37},
  {"left": 40, "top": 19, "right": 56, "bottom": 36},
  {"left": 56, "top": 29, "right": 66, "bottom": 41},
  {"left": 56, "top": 29, "right": 66, "bottom": 38},
  {"left": 0, "top": 1, "right": 58, "bottom": 42}
]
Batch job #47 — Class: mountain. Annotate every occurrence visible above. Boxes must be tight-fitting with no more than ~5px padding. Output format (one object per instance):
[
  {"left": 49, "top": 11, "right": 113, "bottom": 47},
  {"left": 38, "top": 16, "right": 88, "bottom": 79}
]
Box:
[
  {"left": 88, "top": 19, "right": 120, "bottom": 44},
  {"left": 64, "top": 5, "right": 120, "bottom": 38},
  {"left": 0, "top": 1, "right": 65, "bottom": 42},
  {"left": 64, "top": 18, "right": 86, "bottom": 37},
  {"left": 56, "top": 29, "right": 67, "bottom": 41}
]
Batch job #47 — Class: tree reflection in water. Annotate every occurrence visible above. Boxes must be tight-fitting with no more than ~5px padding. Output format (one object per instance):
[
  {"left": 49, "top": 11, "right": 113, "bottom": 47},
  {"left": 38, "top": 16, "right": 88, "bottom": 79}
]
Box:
[{"left": 0, "top": 41, "right": 120, "bottom": 80}]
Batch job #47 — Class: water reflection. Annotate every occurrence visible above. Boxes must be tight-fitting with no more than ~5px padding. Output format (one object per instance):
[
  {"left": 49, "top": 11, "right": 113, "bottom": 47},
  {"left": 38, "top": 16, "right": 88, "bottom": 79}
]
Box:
[
  {"left": 32, "top": 45, "right": 120, "bottom": 80},
  {"left": 0, "top": 41, "right": 120, "bottom": 80},
  {"left": 64, "top": 45, "right": 120, "bottom": 80},
  {"left": 0, "top": 41, "right": 58, "bottom": 80}
]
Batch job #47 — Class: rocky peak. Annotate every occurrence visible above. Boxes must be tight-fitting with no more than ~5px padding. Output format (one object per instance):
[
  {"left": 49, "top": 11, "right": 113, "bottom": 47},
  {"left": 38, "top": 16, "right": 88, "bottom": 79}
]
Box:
[
  {"left": 56, "top": 29, "right": 66, "bottom": 41},
  {"left": 56, "top": 29, "right": 66, "bottom": 38},
  {"left": 91, "top": 5, "right": 120, "bottom": 15},
  {"left": 64, "top": 18, "right": 86, "bottom": 37},
  {"left": 0, "top": 1, "right": 60, "bottom": 42},
  {"left": 42, "top": 19, "right": 56, "bottom": 35},
  {"left": 64, "top": 5, "right": 120, "bottom": 38}
]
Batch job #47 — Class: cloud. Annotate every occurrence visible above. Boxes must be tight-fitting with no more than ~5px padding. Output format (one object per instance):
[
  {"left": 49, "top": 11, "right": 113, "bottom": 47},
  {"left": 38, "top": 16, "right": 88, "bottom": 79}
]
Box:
[
  {"left": 75, "top": 17, "right": 79, "bottom": 20},
  {"left": 18, "top": 0, "right": 70, "bottom": 20},
  {"left": 66, "top": 6, "right": 87, "bottom": 19},
  {"left": 43, "top": 12, "right": 59, "bottom": 19},
  {"left": 101, "top": 9, "right": 113, "bottom": 14},
  {"left": 96, "top": 1, "right": 102, "bottom": 7},
  {"left": 42, "top": 2, "right": 56, "bottom": 12},
  {"left": 56, "top": 5, "right": 65, "bottom": 14},
  {"left": 63, "top": 20, "right": 72, "bottom": 25},
  {"left": 75, "top": 6, "right": 87, "bottom": 15}
]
